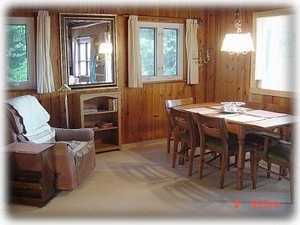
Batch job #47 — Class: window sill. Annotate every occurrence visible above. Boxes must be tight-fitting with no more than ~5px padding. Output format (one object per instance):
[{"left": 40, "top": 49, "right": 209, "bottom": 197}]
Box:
[
  {"left": 250, "top": 87, "right": 295, "bottom": 98},
  {"left": 142, "top": 79, "right": 186, "bottom": 85}
]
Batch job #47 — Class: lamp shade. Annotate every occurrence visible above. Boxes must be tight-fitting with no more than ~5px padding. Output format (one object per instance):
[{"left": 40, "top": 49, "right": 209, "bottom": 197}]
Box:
[
  {"left": 58, "top": 83, "right": 71, "bottom": 92},
  {"left": 99, "top": 42, "right": 113, "bottom": 54},
  {"left": 221, "top": 33, "right": 255, "bottom": 54}
]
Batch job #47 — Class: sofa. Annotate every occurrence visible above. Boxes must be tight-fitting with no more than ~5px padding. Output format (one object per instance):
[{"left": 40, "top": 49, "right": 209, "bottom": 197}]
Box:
[{"left": 5, "top": 95, "right": 96, "bottom": 190}]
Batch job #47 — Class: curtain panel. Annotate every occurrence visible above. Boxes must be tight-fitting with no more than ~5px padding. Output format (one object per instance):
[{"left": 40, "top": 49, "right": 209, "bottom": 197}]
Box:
[
  {"left": 186, "top": 19, "right": 199, "bottom": 84},
  {"left": 128, "top": 15, "right": 142, "bottom": 88},
  {"left": 36, "top": 10, "right": 55, "bottom": 93}
]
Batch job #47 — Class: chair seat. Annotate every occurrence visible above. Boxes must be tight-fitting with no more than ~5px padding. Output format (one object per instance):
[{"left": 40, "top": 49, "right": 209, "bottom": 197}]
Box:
[
  {"left": 205, "top": 133, "right": 255, "bottom": 154},
  {"left": 245, "top": 131, "right": 280, "bottom": 146},
  {"left": 179, "top": 130, "right": 200, "bottom": 146},
  {"left": 267, "top": 142, "right": 292, "bottom": 163}
]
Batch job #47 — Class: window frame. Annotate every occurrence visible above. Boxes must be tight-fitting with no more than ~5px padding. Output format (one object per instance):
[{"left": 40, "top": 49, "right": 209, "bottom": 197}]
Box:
[
  {"left": 76, "top": 37, "right": 91, "bottom": 76},
  {"left": 5, "top": 17, "right": 36, "bottom": 90},
  {"left": 250, "top": 9, "right": 295, "bottom": 98},
  {"left": 139, "top": 21, "right": 184, "bottom": 83}
]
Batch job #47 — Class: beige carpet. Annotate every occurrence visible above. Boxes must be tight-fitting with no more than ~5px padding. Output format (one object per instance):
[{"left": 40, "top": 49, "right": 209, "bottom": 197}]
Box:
[{"left": 5, "top": 139, "right": 297, "bottom": 222}]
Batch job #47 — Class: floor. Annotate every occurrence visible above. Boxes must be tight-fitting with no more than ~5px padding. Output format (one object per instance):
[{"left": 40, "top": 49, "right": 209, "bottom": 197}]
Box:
[{"left": 4, "top": 139, "right": 298, "bottom": 224}]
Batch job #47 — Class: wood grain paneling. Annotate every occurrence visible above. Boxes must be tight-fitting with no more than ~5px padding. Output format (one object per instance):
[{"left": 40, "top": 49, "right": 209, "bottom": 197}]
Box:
[{"left": 5, "top": 4, "right": 295, "bottom": 144}]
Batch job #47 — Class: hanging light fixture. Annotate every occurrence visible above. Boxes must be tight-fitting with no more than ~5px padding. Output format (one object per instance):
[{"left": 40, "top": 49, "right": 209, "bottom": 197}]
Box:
[
  {"left": 99, "top": 23, "right": 112, "bottom": 54},
  {"left": 221, "top": 8, "right": 255, "bottom": 55}
]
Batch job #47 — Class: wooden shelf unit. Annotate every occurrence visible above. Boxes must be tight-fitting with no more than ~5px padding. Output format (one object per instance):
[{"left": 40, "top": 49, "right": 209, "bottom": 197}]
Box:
[{"left": 76, "top": 92, "right": 121, "bottom": 153}]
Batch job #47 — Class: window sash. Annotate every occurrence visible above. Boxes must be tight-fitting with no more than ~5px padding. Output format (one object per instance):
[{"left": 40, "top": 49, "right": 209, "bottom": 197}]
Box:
[
  {"left": 139, "top": 22, "right": 183, "bottom": 82},
  {"left": 6, "top": 17, "right": 36, "bottom": 90},
  {"left": 250, "top": 9, "right": 295, "bottom": 98}
]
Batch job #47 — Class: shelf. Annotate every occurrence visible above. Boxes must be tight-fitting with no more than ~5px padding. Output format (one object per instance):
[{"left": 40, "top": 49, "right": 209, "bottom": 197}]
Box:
[
  {"left": 90, "top": 126, "right": 118, "bottom": 132},
  {"left": 84, "top": 110, "right": 117, "bottom": 116},
  {"left": 76, "top": 92, "right": 121, "bottom": 152}
]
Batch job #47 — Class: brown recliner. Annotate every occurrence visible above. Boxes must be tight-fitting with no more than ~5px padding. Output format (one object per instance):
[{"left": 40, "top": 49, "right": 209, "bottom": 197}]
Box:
[{"left": 5, "top": 95, "right": 96, "bottom": 190}]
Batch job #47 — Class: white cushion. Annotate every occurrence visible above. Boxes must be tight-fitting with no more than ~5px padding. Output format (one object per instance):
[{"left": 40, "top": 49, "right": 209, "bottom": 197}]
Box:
[
  {"left": 24, "top": 123, "right": 55, "bottom": 144},
  {"left": 7, "top": 95, "right": 50, "bottom": 134}
]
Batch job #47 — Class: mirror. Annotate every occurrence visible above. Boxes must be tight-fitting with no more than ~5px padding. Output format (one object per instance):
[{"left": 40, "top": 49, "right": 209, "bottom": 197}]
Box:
[{"left": 59, "top": 13, "right": 117, "bottom": 89}]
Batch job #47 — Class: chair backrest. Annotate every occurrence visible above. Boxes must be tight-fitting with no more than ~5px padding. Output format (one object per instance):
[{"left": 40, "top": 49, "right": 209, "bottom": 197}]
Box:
[
  {"left": 165, "top": 98, "right": 194, "bottom": 112},
  {"left": 169, "top": 107, "right": 197, "bottom": 144},
  {"left": 193, "top": 113, "right": 229, "bottom": 151}
]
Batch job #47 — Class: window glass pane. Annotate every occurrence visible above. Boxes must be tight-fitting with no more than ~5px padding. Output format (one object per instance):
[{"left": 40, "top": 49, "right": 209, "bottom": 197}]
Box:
[
  {"left": 163, "top": 28, "right": 178, "bottom": 76},
  {"left": 140, "top": 28, "right": 156, "bottom": 76},
  {"left": 254, "top": 13, "right": 295, "bottom": 93},
  {"left": 79, "top": 43, "right": 86, "bottom": 60},
  {"left": 80, "top": 62, "right": 86, "bottom": 75},
  {"left": 87, "top": 43, "right": 91, "bottom": 61},
  {"left": 6, "top": 24, "right": 29, "bottom": 83}
]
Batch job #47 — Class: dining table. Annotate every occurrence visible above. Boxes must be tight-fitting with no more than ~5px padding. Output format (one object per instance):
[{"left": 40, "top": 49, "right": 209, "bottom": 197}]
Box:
[{"left": 174, "top": 102, "right": 297, "bottom": 190}]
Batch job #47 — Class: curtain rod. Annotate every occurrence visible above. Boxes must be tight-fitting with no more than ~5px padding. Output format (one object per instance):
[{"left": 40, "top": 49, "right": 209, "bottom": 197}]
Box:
[{"left": 123, "top": 14, "right": 203, "bottom": 25}]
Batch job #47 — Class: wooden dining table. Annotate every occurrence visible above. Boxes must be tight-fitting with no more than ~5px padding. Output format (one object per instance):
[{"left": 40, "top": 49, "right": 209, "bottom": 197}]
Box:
[{"left": 174, "top": 102, "right": 297, "bottom": 190}]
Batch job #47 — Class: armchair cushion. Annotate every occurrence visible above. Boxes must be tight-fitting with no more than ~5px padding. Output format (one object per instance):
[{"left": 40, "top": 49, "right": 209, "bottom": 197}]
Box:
[
  {"left": 55, "top": 128, "right": 94, "bottom": 142},
  {"left": 6, "top": 95, "right": 50, "bottom": 135},
  {"left": 23, "top": 124, "right": 56, "bottom": 144}
]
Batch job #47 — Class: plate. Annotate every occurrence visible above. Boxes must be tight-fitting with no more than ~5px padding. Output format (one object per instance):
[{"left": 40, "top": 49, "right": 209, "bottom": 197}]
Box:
[
  {"left": 222, "top": 109, "right": 239, "bottom": 114},
  {"left": 220, "top": 101, "right": 245, "bottom": 106}
]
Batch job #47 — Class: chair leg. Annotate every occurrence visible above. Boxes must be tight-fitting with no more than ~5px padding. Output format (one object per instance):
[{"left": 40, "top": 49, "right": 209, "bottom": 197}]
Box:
[
  {"left": 267, "top": 162, "right": 271, "bottom": 178},
  {"left": 166, "top": 127, "right": 172, "bottom": 153},
  {"left": 252, "top": 155, "right": 258, "bottom": 189},
  {"left": 220, "top": 154, "right": 227, "bottom": 189},
  {"left": 172, "top": 138, "right": 179, "bottom": 168},
  {"left": 250, "top": 151, "right": 254, "bottom": 182},
  {"left": 199, "top": 147, "right": 205, "bottom": 179},
  {"left": 289, "top": 166, "right": 293, "bottom": 204},
  {"left": 188, "top": 146, "right": 196, "bottom": 176}
]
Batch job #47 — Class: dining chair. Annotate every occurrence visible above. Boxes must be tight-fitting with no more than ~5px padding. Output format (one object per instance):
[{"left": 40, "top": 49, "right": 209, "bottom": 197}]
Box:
[
  {"left": 252, "top": 136, "right": 294, "bottom": 203},
  {"left": 169, "top": 107, "right": 199, "bottom": 176},
  {"left": 193, "top": 113, "right": 256, "bottom": 189},
  {"left": 165, "top": 98, "right": 194, "bottom": 153},
  {"left": 246, "top": 103, "right": 291, "bottom": 147}
]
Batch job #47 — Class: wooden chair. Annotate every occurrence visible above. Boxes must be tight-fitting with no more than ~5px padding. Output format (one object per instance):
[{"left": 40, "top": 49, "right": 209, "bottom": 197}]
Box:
[
  {"left": 165, "top": 98, "right": 194, "bottom": 153},
  {"left": 169, "top": 107, "right": 199, "bottom": 176},
  {"left": 246, "top": 103, "right": 292, "bottom": 147},
  {"left": 193, "top": 113, "right": 256, "bottom": 189},
  {"left": 252, "top": 137, "right": 294, "bottom": 203}
]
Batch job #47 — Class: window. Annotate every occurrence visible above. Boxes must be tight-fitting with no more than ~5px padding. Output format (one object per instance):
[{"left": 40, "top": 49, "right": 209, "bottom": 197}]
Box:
[
  {"left": 250, "top": 9, "right": 295, "bottom": 98},
  {"left": 5, "top": 17, "right": 36, "bottom": 90},
  {"left": 139, "top": 22, "right": 184, "bottom": 82},
  {"left": 77, "top": 37, "right": 91, "bottom": 76}
]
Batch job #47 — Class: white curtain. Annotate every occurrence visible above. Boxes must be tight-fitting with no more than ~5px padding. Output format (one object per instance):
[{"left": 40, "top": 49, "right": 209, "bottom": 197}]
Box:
[
  {"left": 36, "top": 10, "right": 55, "bottom": 93},
  {"left": 186, "top": 19, "right": 199, "bottom": 84},
  {"left": 128, "top": 15, "right": 142, "bottom": 88}
]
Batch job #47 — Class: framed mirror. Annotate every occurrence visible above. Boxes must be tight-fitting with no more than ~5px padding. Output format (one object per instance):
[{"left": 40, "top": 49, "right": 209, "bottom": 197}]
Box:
[{"left": 59, "top": 13, "right": 117, "bottom": 89}]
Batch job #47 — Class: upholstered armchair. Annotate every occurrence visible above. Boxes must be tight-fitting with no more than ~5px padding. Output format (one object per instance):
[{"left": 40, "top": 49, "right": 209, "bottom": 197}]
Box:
[{"left": 5, "top": 95, "right": 96, "bottom": 190}]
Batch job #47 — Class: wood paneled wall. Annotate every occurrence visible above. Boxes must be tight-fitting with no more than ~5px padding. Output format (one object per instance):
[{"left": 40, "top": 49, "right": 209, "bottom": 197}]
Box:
[{"left": 5, "top": 4, "right": 295, "bottom": 144}]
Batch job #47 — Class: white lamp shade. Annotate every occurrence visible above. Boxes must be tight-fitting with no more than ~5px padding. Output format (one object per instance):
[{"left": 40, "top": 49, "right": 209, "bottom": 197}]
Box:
[
  {"left": 99, "top": 42, "right": 113, "bottom": 54},
  {"left": 221, "top": 33, "right": 255, "bottom": 54}
]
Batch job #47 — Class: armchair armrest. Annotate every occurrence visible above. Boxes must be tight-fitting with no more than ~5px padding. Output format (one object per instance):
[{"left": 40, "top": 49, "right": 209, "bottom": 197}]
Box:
[{"left": 55, "top": 128, "right": 94, "bottom": 142}]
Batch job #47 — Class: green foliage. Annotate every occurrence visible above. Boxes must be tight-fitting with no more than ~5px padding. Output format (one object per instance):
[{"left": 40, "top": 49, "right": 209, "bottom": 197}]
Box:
[
  {"left": 140, "top": 27, "right": 178, "bottom": 77},
  {"left": 6, "top": 24, "right": 29, "bottom": 83},
  {"left": 163, "top": 29, "right": 178, "bottom": 76},
  {"left": 140, "top": 28, "right": 155, "bottom": 76}
]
